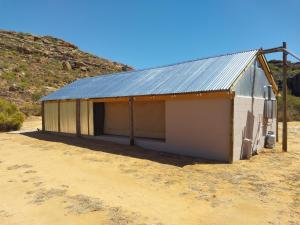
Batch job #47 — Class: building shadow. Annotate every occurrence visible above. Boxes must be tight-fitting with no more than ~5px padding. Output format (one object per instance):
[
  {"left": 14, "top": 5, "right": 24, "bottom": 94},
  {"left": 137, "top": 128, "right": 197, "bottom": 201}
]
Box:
[{"left": 20, "top": 131, "right": 225, "bottom": 167}]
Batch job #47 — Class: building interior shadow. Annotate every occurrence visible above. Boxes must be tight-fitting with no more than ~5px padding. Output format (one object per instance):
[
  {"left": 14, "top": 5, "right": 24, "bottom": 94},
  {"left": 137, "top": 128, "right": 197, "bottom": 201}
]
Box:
[{"left": 20, "top": 131, "right": 225, "bottom": 167}]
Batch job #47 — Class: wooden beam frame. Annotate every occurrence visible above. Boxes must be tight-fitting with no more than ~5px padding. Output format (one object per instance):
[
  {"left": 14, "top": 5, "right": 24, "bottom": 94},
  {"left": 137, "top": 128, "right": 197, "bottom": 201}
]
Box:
[
  {"left": 259, "top": 47, "right": 284, "bottom": 55},
  {"left": 88, "top": 91, "right": 233, "bottom": 103},
  {"left": 282, "top": 42, "right": 288, "bottom": 152},
  {"left": 129, "top": 97, "right": 134, "bottom": 145},
  {"left": 276, "top": 96, "right": 279, "bottom": 142},
  {"left": 76, "top": 99, "right": 81, "bottom": 137},
  {"left": 229, "top": 92, "right": 235, "bottom": 163},
  {"left": 58, "top": 100, "right": 61, "bottom": 132},
  {"left": 257, "top": 54, "right": 279, "bottom": 95},
  {"left": 259, "top": 43, "right": 293, "bottom": 152},
  {"left": 43, "top": 91, "right": 233, "bottom": 105},
  {"left": 87, "top": 100, "right": 90, "bottom": 136},
  {"left": 41, "top": 101, "right": 45, "bottom": 131}
]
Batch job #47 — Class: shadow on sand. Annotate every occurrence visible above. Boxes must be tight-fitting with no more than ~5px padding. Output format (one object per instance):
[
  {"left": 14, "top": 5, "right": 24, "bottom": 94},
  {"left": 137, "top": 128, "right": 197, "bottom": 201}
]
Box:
[{"left": 21, "top": 131, "right": 224, "bottom": 167}]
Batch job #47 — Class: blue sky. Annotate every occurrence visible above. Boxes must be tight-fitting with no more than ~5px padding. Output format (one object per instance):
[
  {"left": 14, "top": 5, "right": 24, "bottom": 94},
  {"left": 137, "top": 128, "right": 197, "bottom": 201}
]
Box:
[{"left": 0, "top": 0, "right": 299, "bottom": 69}]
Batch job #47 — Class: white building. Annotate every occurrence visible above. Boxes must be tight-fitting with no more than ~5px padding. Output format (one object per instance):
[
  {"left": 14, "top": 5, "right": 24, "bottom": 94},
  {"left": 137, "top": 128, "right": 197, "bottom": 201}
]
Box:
[{"left": 41, "top": 50, "right": 278, "bottom": 162}]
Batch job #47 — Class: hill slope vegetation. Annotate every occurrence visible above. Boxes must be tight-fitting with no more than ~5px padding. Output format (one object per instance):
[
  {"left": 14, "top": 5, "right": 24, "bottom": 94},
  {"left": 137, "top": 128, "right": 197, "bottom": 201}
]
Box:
[
  {"left": 0, "top": 30, "right": 132, "bottom": 115},
  {"left": 268, "top": 60, "right": 300, "bottom": 121},
  {"left": 0, "top": 30, "right": 299, "bottom": 120}
]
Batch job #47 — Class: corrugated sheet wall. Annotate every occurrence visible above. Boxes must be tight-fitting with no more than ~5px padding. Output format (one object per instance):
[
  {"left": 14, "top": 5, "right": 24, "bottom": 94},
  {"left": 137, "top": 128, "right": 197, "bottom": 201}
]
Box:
[
  {"left": 44, "top": 102, "right": 58, "bottom": 132},
  {"left": 233, "top": 62, "right": 276, "bottom": 99},
  {"left": 60, "top": 101, "right": 76, "bottom": 134},
  {"left": 80, "top": 100, "right": 94, "bottom": 135}
]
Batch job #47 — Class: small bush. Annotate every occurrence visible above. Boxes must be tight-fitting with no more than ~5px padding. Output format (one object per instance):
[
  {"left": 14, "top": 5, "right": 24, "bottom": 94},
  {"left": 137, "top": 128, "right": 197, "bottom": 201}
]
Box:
[
  {"left": 21, "top": 103, "right": 41, "bottom": 116},
  {"left": 0, "top": 99, "right": 24, "bottom": 131}
]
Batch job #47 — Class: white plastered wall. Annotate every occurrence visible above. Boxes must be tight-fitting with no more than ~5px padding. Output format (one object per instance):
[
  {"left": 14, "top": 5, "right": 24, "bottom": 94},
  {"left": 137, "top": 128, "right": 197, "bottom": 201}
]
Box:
[
  {"left": 232, "top": 60, "right": 277, "bottom": 161},
  {"left": 233, "top": 96, "right": 276, "bottom": 161},
  {"left": 44, "top": 101, "right": 58, "bottom": 132}
]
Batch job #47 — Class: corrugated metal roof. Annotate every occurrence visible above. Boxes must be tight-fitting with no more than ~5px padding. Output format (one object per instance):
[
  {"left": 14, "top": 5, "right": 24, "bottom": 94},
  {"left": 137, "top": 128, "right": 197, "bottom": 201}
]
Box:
[{"left": 41, "top": 50, "right": 258, "bottom": 101}]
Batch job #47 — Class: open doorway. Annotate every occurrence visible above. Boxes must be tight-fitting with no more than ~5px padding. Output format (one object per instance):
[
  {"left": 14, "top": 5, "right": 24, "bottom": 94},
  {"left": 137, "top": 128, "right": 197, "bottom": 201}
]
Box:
[{"left": 93, "top": 102, "right": 104, "bottom": 136}]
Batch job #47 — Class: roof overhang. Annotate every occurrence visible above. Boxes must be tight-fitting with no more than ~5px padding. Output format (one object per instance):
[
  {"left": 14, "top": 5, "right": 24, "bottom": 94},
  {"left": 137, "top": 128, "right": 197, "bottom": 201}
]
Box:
[
  {"left": 42, "top": 90, "right": 235, "bottom": 103},
  {"left": 256, "top": 53, "right": 280, "bottom": 96}
]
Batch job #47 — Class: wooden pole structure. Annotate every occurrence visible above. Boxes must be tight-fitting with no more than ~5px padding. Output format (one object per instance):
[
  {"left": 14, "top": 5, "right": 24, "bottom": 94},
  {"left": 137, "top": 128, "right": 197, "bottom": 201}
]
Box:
[
  {"left": 276, "top": 96, "right": 279, "bottom": 142},
  {"left": 87, "top": 100, "right": 90, "bottom": 136},
  {"left": 129, "top": 97, "right": 134, "bottom": 145},
  {"left": 260, "top": 43, "right": 300, "bottom": 149},
  {"left": 76, "top": 99, "right": 81, "bottom": 137},
  {"left": 41, "top": 101, "right": 45, "bottom": 131},
  {"left": 58, "top": 100, "right": 61, "bottom": 132},
  {"left": 282, "top": 42, "right": 288, "bottom": 152}
]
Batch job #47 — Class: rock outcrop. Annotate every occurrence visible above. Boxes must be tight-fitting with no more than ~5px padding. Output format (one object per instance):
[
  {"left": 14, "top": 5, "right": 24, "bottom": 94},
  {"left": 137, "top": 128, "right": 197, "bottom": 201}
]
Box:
[{"left": 0, "top": 30, "right": 133, "bottom": 115}]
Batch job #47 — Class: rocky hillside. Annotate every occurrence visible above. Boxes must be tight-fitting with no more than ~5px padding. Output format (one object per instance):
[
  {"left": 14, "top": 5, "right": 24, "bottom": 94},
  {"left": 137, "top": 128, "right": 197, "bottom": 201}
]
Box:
[
  {"left": 0, "top": 30, "right": 132, "bottom": 115},
  {"left": 268, "top": 60, "right": 300, "bottom": 91},
  {"left": 268, "top": 60, "right": 300, "bottom": 121}
]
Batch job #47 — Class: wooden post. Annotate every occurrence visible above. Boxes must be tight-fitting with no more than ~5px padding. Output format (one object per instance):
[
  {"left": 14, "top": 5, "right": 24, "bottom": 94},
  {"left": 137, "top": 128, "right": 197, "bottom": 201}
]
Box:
[
  {"left": 229, "top": 93, "right": 235, "bottom": 163},
  {"left": 76, "top": 99, "right": 81, "bottom": 137},
  {"left": 87, "top": 100, "right": 90, "bottom": 136},
  {"left": 129, "top": 97, "right": 134, "bottom": 145},
  {"left": 282, "top": 42, "right": 288, "bottom": 152},
  {"left": 276, "top": 96, "right": 279, "bottom": 142},
  {"left": 58, "top": 100, "right": 61, "bottom": 132},
  {"left": 41, "top": 101, "right": 45, "bottom": 131}
]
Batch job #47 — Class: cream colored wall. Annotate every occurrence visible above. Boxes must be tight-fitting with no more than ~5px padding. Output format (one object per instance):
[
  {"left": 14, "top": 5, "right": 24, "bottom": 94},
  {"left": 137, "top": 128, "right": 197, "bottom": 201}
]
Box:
[
  {"left": 44, "top": 101, "right": 58, "bottom": 132},
  {"left": 133, "top": 101, "right": 165, "bottom": 139},
  {"left": 233, "top": 96, "right": 276, "bottom": 161},
  {"left": 88, "top": 101, "right": 94, "bottom": 136},
  {"left": 80, "top": 100, "right": 89, "bottom": 135},
  {"left": 60, "top": 101, "right": 76, "bottom": 134},
  {"left": 135, "top": 98, "right": 232, "bottom": 161},
  {"left": 80, "top": 100, "right": 94, "bottom": 135},
  {"left": 45, "top": 98, "right": 231, "bottom": 161},
  {"left": 104, "top": 102, "right": 129, "bottom": 136}
]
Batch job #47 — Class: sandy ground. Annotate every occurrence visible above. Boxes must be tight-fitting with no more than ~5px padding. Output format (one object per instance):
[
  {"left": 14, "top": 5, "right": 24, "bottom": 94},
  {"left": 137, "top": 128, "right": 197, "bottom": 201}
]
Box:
[{"left": 0, "top": 117, "right": 299, "bottom": 225}]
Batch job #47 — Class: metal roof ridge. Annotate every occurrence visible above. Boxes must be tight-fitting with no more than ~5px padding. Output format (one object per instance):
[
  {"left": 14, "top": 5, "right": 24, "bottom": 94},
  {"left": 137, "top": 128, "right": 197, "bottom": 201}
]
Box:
[{"left": 84, "top": 49, "right": 259, "bottom": 80}]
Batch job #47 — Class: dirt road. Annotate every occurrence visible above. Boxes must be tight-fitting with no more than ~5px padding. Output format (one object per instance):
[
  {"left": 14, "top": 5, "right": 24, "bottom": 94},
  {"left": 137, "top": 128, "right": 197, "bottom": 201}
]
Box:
[{"left": 0, "top": 117, "right": 299, "bottom": 225}]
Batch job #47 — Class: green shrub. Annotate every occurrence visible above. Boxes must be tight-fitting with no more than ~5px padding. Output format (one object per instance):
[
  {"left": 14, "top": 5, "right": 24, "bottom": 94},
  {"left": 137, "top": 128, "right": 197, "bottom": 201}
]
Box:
[
  {"left": 277, "top": 94, "right": 300, "bottom": 121},
  {"left": 2, "top": 71, "right": 16, "bottom": 81},
  {"left": 21, "top": 103, "right": 41, "bottom": 116},
  {"left": 0, "top": 99, "right": 24, "bottom": 131}
]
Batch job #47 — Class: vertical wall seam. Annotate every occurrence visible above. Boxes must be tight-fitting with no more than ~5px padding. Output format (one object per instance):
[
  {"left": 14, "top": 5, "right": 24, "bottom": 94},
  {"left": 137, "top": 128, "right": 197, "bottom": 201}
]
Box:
[
  {"left": 229, "top": 93, "right": 235, "bottom": 163},
  {"left": 129, "top": 97, "right": 134, "bottom": 145},
  {"left": 41, "top": 101, "right": 45, "bottom": 131},
  {"left": 58, "top": 100, "right": 61, "bottom": 132},
  {"left": 76, "top": 99, "right": 81, "bottom": 136},
  {"left": 87, "top": 100, "right": 90, "bottom": 136}
]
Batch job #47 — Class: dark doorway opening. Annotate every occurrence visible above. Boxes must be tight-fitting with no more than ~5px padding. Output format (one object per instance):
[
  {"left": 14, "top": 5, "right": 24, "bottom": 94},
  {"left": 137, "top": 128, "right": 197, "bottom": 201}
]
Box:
[{"left": 93, "top": 102, "right": 104, "bottom": 136}]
